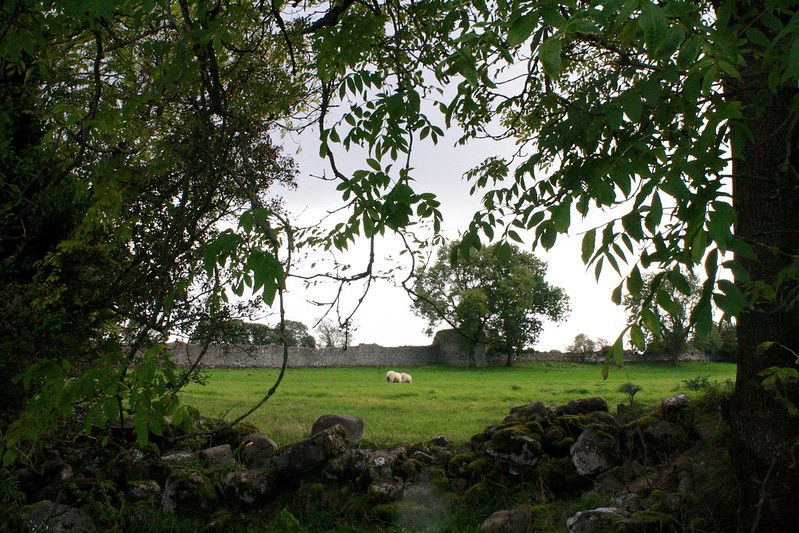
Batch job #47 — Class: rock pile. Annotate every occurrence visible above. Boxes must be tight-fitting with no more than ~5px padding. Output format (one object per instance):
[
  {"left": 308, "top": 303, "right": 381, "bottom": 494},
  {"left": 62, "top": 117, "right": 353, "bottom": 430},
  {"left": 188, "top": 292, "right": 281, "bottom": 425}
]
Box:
[{"left": 12, "top": 395, "right": 725, "bottom": 532}]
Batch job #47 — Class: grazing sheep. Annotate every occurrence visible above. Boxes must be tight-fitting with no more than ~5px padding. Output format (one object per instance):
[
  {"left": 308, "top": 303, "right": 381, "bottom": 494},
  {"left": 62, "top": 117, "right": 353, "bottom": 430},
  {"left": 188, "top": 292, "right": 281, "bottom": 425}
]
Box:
[
  {"left": 386, "top": 370, "right": 401, "bottom": 382},
  {"left": 400, "top": 372, "right": 413, "bottom": 383}
]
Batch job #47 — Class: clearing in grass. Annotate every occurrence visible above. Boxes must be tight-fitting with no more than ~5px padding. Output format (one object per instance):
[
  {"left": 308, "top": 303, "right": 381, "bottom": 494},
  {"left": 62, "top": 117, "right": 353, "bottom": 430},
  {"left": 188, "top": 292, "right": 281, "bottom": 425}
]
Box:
[{"left": 180, "top": 362, "right": 735, "bottom": 447}]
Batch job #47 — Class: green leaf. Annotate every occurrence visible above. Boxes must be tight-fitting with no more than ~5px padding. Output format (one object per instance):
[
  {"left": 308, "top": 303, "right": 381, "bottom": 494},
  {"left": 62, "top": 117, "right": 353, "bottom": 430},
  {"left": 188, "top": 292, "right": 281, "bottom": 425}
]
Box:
[
  {"left": 630, "top": 324, "right": 646, "bottom": 351},
  {"left": 508, "top": 12, "right": 538, "bottom": 47},
  {"left": 628, "top": 266, "right": 644, "bottom": 294},
  {"left": 785, "top": 36, "right": 799, "bottom": 82},
  {"left": 638, "top": 2, "right": 668, "bottom": 57},
  {"left": 612, "top": 282, "right": 623, "bottom": 305},
  {"left": 539, "top": 37, "right": 562, "bottom": 78},
  {"left": 581, "top": 229, "right": 596, "bottom": 263},
  {"left": 367, "top": 158, "right": 381, "bottom": 171},
  {"left": 619, "top": 90, "right": 643, "bottom": 122},
  {"left": 756, "top": 341, "right": 775, "bottom": 357}
]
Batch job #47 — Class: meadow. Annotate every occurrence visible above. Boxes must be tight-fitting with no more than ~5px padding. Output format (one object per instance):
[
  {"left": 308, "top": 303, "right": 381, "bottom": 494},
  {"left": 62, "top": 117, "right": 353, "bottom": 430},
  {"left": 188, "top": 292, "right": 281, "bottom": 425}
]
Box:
[{"left": 180, "top": 362, "right": 736, "bottom": 447}]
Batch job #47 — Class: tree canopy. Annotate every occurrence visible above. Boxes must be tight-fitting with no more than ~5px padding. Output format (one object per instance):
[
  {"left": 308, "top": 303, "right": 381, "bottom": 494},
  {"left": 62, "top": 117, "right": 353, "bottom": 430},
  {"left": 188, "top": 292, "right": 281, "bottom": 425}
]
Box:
[
  {"left": 623, "top": 270, "right": 701, "bottom": 364},
  {"left": 412, "top": 240, "right": 569, "bottom": 366}
]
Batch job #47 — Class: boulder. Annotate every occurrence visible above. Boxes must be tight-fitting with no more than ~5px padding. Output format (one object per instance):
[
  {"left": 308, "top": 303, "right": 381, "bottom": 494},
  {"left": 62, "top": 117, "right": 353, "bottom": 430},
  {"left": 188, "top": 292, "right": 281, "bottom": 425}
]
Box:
[
  {"left": 566, "top": 507, "right": 624, "bottom": 533},
  {"left": 222, "top": 469, "right": 275, "bottom": 506},
  {"left": 239, "top": 433, "right": 279, "bottom": 468},
  {"left": 661, "top": 394, "right": 690, "bottom": 416},
  {"left": 161, "top": 470, "right": 218, "bottom": 517},
  {"left": 24, "top": 501, "right": 97, "bottom": 533},
  {"left": 479, "top": 507, "right": 533, "bottom": 532},
  {"left": 273, "top": 425, "right": 349, "bottom": 477},
  {"left": 570, "top": 425, "right": 621, "bottom": 476},
  {"left": 311, "top": 414, "right": 365, "bottom": 444},
  {"left": 485, "top": 424, "right": 543, "bottom": 474},
  {"left": 199, "top": 444, "right": 233, "bottom": 465},
  {"left": 566, "top": 397, "right": 609, "bottom": 415},
  {"left": 127, "top": 480, "right": 162, "bottom": 502}
]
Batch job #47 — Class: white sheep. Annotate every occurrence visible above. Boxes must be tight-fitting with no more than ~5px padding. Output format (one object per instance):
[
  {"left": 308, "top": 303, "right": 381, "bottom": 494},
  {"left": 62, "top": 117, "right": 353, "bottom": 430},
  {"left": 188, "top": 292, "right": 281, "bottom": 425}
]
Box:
[
  {"left": 400, "top": 372, "right": 413, "bottom": 383},
  {"left": 386, "top": 370, "right": 401, "bottom": 382}
]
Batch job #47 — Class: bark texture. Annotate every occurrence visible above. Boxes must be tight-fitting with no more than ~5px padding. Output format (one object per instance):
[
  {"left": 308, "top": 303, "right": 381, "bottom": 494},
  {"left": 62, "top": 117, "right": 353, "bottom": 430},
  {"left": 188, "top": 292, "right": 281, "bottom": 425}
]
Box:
[{"left": 728, "top": 3, "right": 799, "bottom": 527}]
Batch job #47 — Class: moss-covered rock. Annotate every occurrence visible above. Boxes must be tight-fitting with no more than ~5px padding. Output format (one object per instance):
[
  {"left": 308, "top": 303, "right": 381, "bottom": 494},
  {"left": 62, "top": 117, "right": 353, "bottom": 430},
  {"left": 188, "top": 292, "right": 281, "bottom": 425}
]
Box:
[
  {"left": 448, "top": 451, "right": 479, "bottom": 479},
  {"left": 290, "top": 482, "right": 342, "bottom": 520},
  {"left": 557, "top": 414, "right": 592, "bottom": 438},
  {"left": 534, "top": 454, "right": 588, "bottom": 496},
  {"left": 161, "top": 470, "right": 218, "bottom": 517}
]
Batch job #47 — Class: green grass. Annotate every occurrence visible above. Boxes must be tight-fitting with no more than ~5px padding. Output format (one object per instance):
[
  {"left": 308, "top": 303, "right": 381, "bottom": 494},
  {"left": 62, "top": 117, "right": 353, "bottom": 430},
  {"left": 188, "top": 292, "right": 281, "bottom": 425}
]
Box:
[{"left": 180, "top": 362, "right": 735, "bottom": 447}]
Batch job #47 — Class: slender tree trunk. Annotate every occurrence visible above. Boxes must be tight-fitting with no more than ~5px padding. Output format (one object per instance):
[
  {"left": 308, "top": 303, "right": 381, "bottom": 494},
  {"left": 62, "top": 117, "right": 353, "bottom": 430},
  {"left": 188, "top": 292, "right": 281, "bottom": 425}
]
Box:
[{"left": 727, "top": 9, "right": 799, "bottom": 526}]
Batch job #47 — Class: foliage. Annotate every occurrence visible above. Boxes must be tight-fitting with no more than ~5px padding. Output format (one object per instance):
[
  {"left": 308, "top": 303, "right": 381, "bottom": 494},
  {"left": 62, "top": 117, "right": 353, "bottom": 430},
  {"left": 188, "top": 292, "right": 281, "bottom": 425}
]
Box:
[
  {"left": 411, "top": 240, "right": 569, "bottom": 366},
  {"left": 190, "top": 318, "right": 316, "bottom": 348},
  {"left": 568, "top": 333, "right": 609, "bottom": 354},
  {"left": 623, "top": 270, "right": 701, "bottom": 364},
  {"left": 1, "top": 0, "right": 302, "bottom": 461},
  {"left": 315, "top": 319, "right": 356, "bottom": 349},
  {"left": 619, "top": 382, "right": 643, "bottom": 405},
  {"left": 692, "top": 320, "right": 738, "bottom": 360}
]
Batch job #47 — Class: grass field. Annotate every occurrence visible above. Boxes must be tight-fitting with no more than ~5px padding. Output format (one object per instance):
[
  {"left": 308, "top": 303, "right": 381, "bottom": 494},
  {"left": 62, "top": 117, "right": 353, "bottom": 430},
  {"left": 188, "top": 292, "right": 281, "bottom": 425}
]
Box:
[{"left": 180, "top": 362, "right": 735, "bottom": 447}]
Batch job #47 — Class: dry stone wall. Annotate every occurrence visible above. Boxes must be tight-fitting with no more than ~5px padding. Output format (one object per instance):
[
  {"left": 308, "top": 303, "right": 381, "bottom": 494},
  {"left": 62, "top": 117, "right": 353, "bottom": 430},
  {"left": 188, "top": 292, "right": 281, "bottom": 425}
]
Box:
[
  {"left": 169, "top": 330, "right": 710, "bottom": 369},
  {"left": 169, "top": 329, "right": 488, "bottom": 368}
]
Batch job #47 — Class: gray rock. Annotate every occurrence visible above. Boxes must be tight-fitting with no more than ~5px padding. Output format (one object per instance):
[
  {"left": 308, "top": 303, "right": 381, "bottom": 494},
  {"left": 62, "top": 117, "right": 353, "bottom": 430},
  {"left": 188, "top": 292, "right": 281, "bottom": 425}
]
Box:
[
  {"left": 161, "top": 450, "right": 195, "bottom": 465},
  {"left": 570, "top": 425, "right": 620, "bottom": 476},
  {"left": 661, "top": 394, "right": 690, "bottom": 416},
  {"left": 311, "top": 414, "right": 365, "bottom": 443},
  {"left": 127, "top": 480, "right": 161, "bottom": 502},
  {"left": 25, "top": 501, "right": 97, "bottom": 533},
  {"left": 222, "top": 469, "right": 275, "bottom": 506},
  {"left": 485, "top": 426, "right": 543, "bottom": 475},
  {"left": 199, "top": 444, "right": 233, "bottom": 465},
  {"left": 566, "top": 507, "right": 624, "bottom": 533},
  {"left": 566, "top": 397, "right": 608, "bottom": 415},
  {"left": 367, "top": 479, "right": 406, "bottom": 503},
  {"left": 273, "top": 425, "right": 349, "bottom": 477},
  {"left": 161, "top": 470, "right": 218, "bottom": 516},
  {"left": 479, "top": 507, "right": 533, "bottom": 532},
  {"left": 507, "top": 401, "right": 548, "bottom": 422},
  {"left": 239, "top": 433, "right": 279, "bottom": 468}
]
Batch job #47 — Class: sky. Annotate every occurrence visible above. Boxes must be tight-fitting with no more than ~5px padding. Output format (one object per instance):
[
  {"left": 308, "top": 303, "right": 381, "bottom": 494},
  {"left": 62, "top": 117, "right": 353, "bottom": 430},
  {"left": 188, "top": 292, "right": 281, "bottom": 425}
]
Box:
[{"left": 272, "top": 129, "right": 629, "bottom": 351}]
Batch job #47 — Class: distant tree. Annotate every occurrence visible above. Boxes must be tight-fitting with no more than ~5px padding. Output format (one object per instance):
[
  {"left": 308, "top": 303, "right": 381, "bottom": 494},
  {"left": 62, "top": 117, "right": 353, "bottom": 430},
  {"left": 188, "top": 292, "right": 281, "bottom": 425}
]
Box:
[
  {"left": 568, "top": 334, "right": 597, "bottom": 354},
  {"left": 192, "top": 319, "right": 315, "bottom": 348},
  {"left": 412, "top": 240, "right": 569, "bottom": 367},
  {"left": 282, "top": 321, "right": 317, "bottom": 348},
  {"left": 315, "top": 319, "right": 355, "bottom": 349},
  {"left": 693, "top": 320, "right": 738, "bottom": 360},
  {"left": 623, "top": 271, "right": 701, "bottom": 365}
]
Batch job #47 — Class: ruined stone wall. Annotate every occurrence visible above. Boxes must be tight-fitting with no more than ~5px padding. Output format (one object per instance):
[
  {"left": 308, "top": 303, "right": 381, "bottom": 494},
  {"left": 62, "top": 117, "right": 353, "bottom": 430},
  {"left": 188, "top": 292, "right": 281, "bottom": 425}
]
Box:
[{"left": 169, "top": 334, "right": 708, "bottom": 369}]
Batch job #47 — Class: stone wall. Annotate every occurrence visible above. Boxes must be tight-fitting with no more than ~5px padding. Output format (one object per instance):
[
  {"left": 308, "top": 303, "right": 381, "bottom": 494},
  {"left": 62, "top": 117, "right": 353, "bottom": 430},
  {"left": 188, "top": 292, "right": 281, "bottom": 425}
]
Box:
[
  {"left": 169, "top": 328, "right": 487, "bottom": 369},
  {"left": 169, "top": 331, "right": 710, "bottom": 369}
]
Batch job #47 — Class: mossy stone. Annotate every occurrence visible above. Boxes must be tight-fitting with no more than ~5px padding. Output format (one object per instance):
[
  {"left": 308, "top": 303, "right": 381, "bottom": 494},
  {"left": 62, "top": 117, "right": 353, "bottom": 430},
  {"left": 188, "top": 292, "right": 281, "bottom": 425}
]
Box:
[
  {"left": 462, "top": 481, "right": 492, "bottom": 507},
  {"left": 290, "top": 482, "right": 341, "bottom": 520},
  {"left": 448, "top": 451, "right": 478, "bottom": 478}
]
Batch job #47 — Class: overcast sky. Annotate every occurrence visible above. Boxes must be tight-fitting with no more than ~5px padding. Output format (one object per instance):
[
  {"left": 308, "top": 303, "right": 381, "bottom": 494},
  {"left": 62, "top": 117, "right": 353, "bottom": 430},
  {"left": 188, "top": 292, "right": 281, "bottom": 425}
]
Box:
[{"left": 272, "top": 128, "right": 629, "bottom": 351}]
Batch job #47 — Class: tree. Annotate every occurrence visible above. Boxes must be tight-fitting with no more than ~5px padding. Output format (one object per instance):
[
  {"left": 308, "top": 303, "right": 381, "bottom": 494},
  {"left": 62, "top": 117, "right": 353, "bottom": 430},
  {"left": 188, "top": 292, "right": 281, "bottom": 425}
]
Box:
[
  {"left": 190, "top": 319, "right": 316, "bottom": 348},
  {"left": 412, "top": 240, "right": 569, "bottom": 366},
  {"left": 693, "top": 319, "right": 738, "bottom": 360},
  {"left": 1, "top": 1, "right": 303, "bottom": 453},
  {"left": 315, "top": 319, "right": 356, "bottom": 349},
  {"left": 623, "top": 271, "right": 701, "bottom": 365},
  {"left": 567, "top": 334, "right": 609, "bottom": 355},
  {"left": 295, "top": 1, "right": 798, "bottom": 524}
]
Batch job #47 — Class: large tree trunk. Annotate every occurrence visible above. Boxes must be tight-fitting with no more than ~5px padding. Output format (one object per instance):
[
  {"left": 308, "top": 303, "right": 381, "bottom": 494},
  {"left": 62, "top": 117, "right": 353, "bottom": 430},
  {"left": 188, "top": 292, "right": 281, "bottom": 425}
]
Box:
[{"left": 727, "top": 8, "right": 799, "bottom": 527}]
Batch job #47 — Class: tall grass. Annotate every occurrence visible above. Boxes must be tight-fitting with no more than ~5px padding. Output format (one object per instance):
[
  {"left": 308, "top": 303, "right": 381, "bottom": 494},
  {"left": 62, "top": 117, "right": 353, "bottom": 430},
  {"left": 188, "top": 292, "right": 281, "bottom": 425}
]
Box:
[{"left": 180, "top": 362, "right": 735, "bottom": 447}]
